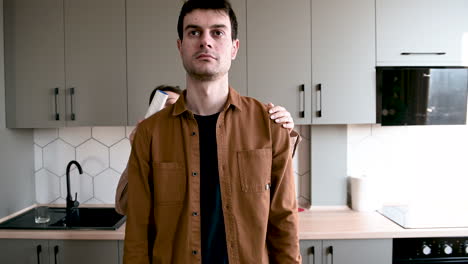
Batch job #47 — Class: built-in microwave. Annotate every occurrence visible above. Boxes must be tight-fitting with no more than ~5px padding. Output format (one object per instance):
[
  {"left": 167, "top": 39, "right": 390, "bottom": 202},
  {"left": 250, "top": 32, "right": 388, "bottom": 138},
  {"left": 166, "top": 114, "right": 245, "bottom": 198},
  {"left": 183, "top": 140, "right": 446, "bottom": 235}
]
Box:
[{"left": 376, "top": 67, "right": 468, "bottom": 126}]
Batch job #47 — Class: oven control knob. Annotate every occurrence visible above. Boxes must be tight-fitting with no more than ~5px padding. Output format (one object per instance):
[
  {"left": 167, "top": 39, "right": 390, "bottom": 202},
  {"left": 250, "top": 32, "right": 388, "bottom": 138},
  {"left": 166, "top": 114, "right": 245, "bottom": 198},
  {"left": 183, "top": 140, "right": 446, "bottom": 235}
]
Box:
[
  {"left": 465, "top": 245, "right": 468, "bottom": 254},
  {"left": 422, "top": 245, "right": 431, "bottom": 255},
  {"left": 443, "top": 244, "right": 453, "bottom": 255}
]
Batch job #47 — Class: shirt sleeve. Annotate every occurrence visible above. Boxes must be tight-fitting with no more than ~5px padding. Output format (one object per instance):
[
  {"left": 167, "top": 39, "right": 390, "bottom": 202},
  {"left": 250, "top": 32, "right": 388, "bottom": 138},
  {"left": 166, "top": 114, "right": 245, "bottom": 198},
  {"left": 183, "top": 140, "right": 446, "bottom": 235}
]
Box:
[
  {"left": 115, "top": 166, "right": 129, "bottom": 215},
  {"left": 267, "top": 121, "right": 301, "bottom": 263},
  {"left": 123, "top": 124, "right": 153, "bottom": 264}
]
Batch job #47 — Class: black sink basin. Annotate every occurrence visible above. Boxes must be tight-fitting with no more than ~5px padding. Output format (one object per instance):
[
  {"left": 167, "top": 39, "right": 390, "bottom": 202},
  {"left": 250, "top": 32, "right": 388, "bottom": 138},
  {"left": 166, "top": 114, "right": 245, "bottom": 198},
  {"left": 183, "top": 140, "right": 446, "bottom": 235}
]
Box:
[{"left": 0, "top": 207, "right": 125, "bottom": 230}]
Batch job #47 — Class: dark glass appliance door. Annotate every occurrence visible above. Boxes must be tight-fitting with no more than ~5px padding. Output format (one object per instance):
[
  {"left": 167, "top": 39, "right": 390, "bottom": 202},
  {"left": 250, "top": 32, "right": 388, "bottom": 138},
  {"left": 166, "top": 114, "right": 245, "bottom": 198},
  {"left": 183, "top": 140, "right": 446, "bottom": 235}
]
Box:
[{"left": 377, "top": 67, "right": 468, "bottom": 126}]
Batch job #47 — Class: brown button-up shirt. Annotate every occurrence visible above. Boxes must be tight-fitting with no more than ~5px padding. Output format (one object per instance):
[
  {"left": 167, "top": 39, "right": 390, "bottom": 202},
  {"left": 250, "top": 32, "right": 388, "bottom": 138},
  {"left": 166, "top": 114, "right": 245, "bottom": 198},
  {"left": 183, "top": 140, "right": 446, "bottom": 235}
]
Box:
[{"left": 124, "top": 88, "right": 301, "bottom": 264}]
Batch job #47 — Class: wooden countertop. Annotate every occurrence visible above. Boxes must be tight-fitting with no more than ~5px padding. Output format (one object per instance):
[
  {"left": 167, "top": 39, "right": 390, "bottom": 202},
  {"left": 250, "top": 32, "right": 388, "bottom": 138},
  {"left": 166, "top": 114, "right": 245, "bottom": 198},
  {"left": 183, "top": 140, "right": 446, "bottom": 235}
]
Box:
[
  {"left": 2, "top": 205, "right": 468, "bottom": 240},
  {"left": 299, "top": 206, "right": 468, "bottom": 240}
]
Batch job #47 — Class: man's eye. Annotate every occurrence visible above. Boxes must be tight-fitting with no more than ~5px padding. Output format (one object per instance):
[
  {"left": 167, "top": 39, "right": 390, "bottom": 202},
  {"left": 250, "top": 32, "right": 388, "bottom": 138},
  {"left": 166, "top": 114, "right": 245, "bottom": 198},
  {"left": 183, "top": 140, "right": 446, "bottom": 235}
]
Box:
[
  {"left": 189, "top": 31, "right": 200, "bottom": 36},
  {"left": 213, "top": 30, "right": 224, "bottom": 37}
]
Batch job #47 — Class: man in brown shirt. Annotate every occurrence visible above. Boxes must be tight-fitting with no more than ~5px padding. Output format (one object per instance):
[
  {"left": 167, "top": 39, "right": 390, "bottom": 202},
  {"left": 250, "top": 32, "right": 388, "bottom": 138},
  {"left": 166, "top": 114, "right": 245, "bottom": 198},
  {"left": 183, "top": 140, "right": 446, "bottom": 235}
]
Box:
[
  {"left": 124, "top": 0, "right": 301, "bottom": 263},
  {"left": 116, "top": 98, "right": 300, "bottom": 215}
]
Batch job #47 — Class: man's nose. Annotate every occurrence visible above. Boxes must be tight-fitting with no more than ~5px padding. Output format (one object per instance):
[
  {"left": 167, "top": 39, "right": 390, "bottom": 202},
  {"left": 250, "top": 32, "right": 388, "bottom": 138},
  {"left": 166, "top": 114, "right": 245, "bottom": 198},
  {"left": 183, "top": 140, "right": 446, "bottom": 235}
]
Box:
[{"left": 199, "top": 33, "right": 213, "bottom": 48}]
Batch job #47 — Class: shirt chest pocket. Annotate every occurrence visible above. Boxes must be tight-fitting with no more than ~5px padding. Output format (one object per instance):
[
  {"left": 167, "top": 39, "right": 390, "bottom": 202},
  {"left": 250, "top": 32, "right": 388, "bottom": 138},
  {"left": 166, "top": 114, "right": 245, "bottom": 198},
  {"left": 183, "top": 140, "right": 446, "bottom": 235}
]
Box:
[
  {"left": 237, "top": 148, "right": 272, "bottom": 192},
  {"left": 153, "top": 162, "right": 186, "bottom": 205}
]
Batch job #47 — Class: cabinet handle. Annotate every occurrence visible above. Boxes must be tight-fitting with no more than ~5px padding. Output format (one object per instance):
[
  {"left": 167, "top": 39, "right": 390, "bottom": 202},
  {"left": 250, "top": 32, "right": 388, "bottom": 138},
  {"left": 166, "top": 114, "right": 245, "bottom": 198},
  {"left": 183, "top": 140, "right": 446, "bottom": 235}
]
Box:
[
  {"left": 400, "top": 52, "right": 446, "bottom": 55},
  {"left": 70, "top": 87, "right": 76, "bottom": 121},
  {"left": 299, "top": 84, "right": 305, "bottom": 118},
  {"left": 54, "top": 245, "right": 59, "bottom": 264},
  {"left": 316, "top": 83, "right": 322, "bottom": 118},
  {"left": 54, "top": 88, "right": 60, "bottom": 121},
  {"left": 36, "top": 245, "right": 42, "bottom": 264},
  {"left": 327, "top": 246, "right": 334, "bottom": 264},
  {"left": 308, "top": 246, "right": 315, "bottom": 264}
]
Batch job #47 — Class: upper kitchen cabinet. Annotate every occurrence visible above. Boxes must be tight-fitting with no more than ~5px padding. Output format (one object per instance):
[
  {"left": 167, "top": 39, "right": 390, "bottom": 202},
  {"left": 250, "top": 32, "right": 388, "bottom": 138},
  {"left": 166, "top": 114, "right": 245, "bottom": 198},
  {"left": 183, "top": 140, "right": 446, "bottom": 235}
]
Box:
[
  {"left": 376, "top": 0, "right": 468, "bottom": 66},
  {"left": 4, "top": 0, "right": 66, "bottom": 128},
  {"left": 4, "top": 0, "right": 127, "bottom": 128},
  {"left": 126, "top": 0, "right": 247, "bottom": 125},
  {"left": 246, "top": 0, "right": 312, "bottom": 124},
  {"left": 64, "top": 0, "right": 127, "bottom": 126},
  {"left": 247, "top": 0, "right": 375, "bottom": 125},
  {"left": 311, "top": 0, "right": 376, "bottom": 124}
]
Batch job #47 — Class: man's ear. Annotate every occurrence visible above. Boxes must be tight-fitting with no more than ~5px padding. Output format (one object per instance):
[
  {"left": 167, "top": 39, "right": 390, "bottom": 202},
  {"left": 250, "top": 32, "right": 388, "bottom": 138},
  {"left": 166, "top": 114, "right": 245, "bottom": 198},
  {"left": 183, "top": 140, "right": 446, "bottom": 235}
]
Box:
[
  {"left": 177, "top": 39, "right": 182, "bottom": 53},
  {"left": 231, "top": 39, "right": 239, "bottom": 60}
]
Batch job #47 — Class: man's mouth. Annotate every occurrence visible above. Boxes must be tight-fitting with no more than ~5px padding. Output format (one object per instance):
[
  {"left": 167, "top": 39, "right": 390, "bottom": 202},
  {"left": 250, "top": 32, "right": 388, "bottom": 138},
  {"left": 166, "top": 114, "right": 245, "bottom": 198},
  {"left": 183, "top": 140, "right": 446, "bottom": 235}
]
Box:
[{"left": 195, "top": 53, "right": 217, "bottom": 60}]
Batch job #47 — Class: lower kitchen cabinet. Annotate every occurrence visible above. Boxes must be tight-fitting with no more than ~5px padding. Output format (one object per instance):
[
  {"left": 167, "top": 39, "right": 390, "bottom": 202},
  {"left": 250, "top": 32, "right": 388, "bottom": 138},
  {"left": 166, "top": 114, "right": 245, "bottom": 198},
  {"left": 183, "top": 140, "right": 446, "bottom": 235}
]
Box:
[
  {"left": 0, "top": 239, "right": 47, "bottom": 264},
  {"left": 118, "top": 240, "right": 124, "bottom": 264},
  {"left": 300, "top": 239, "right": 392, "bottom": 264},
  {"left": 50, "top": 240, "right": 119, "bottom": 264},
  {"left": 0, "top": 239, "right": 119, "bottom": 264}
]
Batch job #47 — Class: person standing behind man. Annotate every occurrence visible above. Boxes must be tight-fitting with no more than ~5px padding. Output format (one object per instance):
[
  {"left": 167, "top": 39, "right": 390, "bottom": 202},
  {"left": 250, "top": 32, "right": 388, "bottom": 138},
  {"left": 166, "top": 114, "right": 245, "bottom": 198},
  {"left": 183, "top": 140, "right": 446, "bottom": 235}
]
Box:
[{"left": 124, "top": 0, "right": 301, "bottom": 263}]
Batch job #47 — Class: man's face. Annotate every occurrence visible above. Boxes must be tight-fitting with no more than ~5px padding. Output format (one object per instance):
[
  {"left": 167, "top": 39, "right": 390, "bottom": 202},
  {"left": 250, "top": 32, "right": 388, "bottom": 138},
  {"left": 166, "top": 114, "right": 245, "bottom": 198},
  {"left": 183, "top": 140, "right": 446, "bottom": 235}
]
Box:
[{"left": 177, "top": 9, "right": 239, "bottom": 81}]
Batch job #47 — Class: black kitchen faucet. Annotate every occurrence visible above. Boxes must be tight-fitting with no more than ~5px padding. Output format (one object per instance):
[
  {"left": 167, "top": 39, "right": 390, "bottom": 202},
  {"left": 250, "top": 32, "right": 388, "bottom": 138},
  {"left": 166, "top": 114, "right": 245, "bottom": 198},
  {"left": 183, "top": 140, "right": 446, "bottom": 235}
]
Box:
[{"left": 65, "top": 160, "right": 82, "bottom": 225}]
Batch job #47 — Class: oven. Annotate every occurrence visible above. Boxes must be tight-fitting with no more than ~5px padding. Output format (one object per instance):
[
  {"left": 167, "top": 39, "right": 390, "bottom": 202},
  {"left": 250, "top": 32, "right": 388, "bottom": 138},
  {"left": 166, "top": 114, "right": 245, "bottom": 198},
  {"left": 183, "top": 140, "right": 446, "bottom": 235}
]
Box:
[{"left": 394, "top": 237, "right": 468, "bottom": 264}]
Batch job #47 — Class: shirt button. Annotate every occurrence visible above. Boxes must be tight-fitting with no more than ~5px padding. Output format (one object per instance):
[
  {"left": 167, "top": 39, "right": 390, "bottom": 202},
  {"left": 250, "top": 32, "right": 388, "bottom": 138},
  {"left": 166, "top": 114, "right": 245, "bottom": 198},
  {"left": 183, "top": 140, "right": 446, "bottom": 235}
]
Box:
[
  {"left": 192, "top": 172, "right": 198, "bottom": 176},
  {"left": 192, "top": 250, "right": 198, "bottom": 255},
  {"left": 192, "top": 211, "right": 198, "bottom": 216}
]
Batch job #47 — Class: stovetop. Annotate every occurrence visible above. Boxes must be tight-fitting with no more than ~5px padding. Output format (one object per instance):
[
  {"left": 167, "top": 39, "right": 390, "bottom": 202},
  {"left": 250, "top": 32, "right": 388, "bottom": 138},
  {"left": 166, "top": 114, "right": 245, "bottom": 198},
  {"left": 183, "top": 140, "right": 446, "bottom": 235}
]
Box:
[{"left": 378, "top": 205, "right": 468, "bottom": 229}]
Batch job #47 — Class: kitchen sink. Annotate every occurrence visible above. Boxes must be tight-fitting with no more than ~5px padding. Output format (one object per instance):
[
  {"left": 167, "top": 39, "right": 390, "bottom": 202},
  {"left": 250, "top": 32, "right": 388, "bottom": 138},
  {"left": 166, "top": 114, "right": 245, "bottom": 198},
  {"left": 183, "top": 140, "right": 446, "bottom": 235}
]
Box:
[{"left": 0, "top": 207, "right": 125, "bottom": 230}]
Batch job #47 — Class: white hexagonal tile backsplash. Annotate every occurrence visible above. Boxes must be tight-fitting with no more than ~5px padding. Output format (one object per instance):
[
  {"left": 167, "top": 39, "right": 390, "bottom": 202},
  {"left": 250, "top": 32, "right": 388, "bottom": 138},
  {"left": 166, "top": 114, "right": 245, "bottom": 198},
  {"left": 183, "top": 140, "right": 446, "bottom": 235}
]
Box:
[
  {"left": 34, "top": 125, "right": 312, "bottom": 205},
  {"left": 110, "top": 139, "right": 131, "bottom": 174},
  {"left": 92, "top": 127, "right": 126, "bottom": 147},
  {"left": 76, "top": 139, "right": 109, "bottom": 176},
  {"left": 59, "top": 127, "right": 91, "bottom": 147},
  {"left": 43, "top": 139, "right": 75, "bottom": 176},
  {"left": 35, "top": 169, "right": 60, "bottom": 204},
  {"left": 94, "top": 169, "right": 120, "bottom": 204}
]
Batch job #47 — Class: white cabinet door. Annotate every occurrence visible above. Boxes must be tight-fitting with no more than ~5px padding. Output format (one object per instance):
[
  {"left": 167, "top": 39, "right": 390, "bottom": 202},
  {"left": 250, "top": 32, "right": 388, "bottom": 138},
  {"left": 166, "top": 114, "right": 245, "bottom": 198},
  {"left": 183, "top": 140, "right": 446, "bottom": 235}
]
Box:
[
  {"left": 377, "top": 0, "right": 468, "bottom": 66},
  {"left": 311, "top": 0, "right": 376, "bottom": 124},
  {"left": 322, "top": 239, "right": 392, "bottom": 264},
  {"left": 247, "top": 0, "right": 312, "bottom": 124},
  {"left": 300, "top": 240, "right": 322, "bottom": 264},
  {"left": 50, "top": 240, "right": 119, "bottom": 264},
  {"left": 4, "top": 0, "right": 127, "bottom": 127},
  {"left": 64, "top": 0, "right": 127, "bottom": 126},
  {"left": 0, "top": 239, "right": 49, "bottom": 264},
  {"left": 4, "top": 0, "right": 66, "bottom": 128}
]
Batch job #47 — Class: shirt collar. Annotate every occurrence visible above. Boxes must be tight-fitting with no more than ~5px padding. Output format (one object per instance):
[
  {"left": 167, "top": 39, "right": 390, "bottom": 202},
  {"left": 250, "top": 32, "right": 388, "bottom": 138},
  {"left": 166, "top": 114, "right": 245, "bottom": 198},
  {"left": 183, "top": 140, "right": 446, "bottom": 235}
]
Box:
[{"left": 172, "top": 86, "right": 243, "bottom": 117}]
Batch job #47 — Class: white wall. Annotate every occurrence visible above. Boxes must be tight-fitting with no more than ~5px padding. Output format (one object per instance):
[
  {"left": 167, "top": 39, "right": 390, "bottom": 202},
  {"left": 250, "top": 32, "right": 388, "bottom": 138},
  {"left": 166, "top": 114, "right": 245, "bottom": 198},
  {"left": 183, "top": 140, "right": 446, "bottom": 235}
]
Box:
[{"left": 348, "top": 124, "right": 468, "bottom": 209}]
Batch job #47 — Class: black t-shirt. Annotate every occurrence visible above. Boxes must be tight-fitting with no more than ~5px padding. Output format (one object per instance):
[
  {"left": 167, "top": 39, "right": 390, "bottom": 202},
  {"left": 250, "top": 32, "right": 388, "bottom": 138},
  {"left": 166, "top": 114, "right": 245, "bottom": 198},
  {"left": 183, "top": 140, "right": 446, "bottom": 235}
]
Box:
[{"left": 194, "top": 113, "right": 229, "bottom": 264}]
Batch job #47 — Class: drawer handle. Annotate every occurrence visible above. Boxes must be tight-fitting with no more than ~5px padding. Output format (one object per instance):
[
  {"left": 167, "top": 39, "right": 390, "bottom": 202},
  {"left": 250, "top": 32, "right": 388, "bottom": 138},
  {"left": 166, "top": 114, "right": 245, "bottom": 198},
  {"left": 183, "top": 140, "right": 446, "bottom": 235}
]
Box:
[
  {"left": 400, "top": 52, "right": 446, "bottom": 55},
  {"left": 54, "top": 88, "right": 60, "bottom": 121},
  {"left": 54, "top": 245, "right": 59, "bottom": 264},
  {"left": 36, "top": 245, "right": 42, "bottom": 264},
  {"left": 299, "top": 84, "right": 305, "bottom": 118},
  {"left": 327, "top": 246, "right": 334, "bottom": 264},
  {"left": 309, "top": 246, "right": 315, "bottom": 264},
  {"left": 316, "top": 83, "right": 322, "bottom": 118},
  {"left": 70, "top": 87, "right": 76, "bottom": 121}
]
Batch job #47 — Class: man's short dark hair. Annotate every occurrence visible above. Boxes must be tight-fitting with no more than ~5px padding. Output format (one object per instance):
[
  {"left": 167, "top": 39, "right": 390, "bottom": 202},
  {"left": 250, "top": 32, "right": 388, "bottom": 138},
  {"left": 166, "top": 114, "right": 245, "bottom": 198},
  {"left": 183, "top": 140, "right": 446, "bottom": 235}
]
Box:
[
  {"left": 177, "top": 0, "right": 238, "bottom": 41},
  {"left": 149, "top": 85, "right": 183, "bottom": 105}
]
